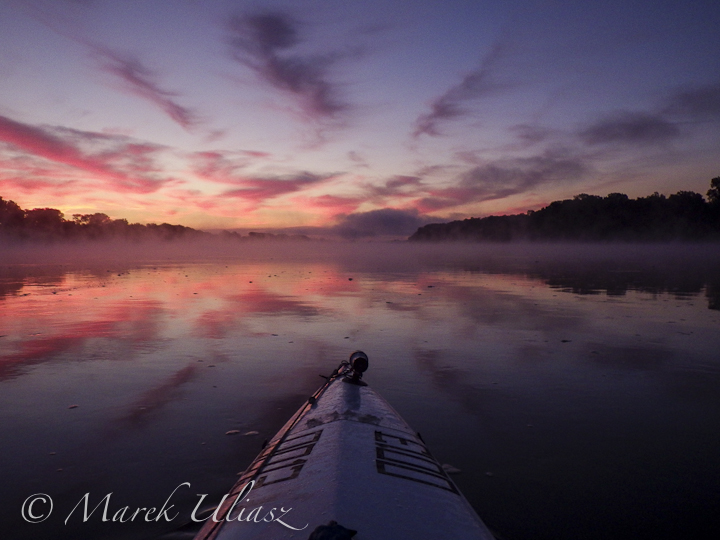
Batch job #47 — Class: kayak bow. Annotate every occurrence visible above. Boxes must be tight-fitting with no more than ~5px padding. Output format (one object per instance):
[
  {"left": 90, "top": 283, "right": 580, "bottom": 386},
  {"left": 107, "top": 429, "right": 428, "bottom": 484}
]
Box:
[{"left": 194, "top": 351, "right": 495, "bottom": 540}]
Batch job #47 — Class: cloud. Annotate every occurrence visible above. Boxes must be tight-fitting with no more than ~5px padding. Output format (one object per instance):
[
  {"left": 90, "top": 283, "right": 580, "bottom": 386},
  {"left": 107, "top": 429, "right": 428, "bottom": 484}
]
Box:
[
  {"left": 332, "top": 208, "right": 430, "bottom": 239},
  {"left": 93, "top": 46, "right": 201, "bottom": 130},
  {"left": 190, "top": 150, "right": 270, "bottom": 183},
  {"left": 0, "top": 115, "right": 174, "bottom": 194},
  {"left": 413, "top": 43, "right": 508, "bottom": 137},
  {"left": 365, "top": 175, "right": 424, "bottom": 202},
  {"left": 226, "top": 10, "right": 348, "bottom": 119},
  {"left": 375, "top": 175, "right": 421, "bottom": 193},
  {"left": 288, "top": 177, "right": 426, "bottom": 225},
  {"left": 221, "top": 173, "right": 332, "bottom": 204},
  {"left": 290, "top": 194, "right": 365, "bottom": 218},
  {"left": 347, "top": 150, "right": 368, "bottom": 167},
  {"left": 189, "top": 150, "right": 334, "bottom": 205},
  {"left": 665, "top": 83, "right": 720, "bottom": 118},
  {"left": 0, "top": 150, "right": 80, "bottom": 195},
  {"left": 579, "top": 112, "right": 680, "bottom": 145},
  {"left": 416, "top": 152, "right": 587, "bottom": 212},
  {"left": 509, "top": 124, "right": 551, "bottom": 145},
  {"left": 0, "top": 174, "right": 78, "bottom": 196}
]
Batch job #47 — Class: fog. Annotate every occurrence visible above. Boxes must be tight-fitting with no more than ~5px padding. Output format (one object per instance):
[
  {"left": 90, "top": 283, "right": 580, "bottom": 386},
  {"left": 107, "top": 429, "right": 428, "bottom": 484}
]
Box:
[
  {"left": 2, "top": 237, "right": 719, "bottom": 276},
  {"left": 2, "top": 236, "right": 719, "bottom": 264}
]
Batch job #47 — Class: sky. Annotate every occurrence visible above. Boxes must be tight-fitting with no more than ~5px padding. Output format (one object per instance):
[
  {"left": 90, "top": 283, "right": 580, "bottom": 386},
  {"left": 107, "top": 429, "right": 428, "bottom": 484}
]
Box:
[{"left": 0, "top": 0, "right": 719, "bottom": 237}]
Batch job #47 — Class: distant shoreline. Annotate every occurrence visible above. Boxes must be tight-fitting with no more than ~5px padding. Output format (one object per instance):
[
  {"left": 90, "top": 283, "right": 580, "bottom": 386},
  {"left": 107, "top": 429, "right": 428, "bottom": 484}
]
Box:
[{"left": 410, "top": 185, "right": 720, "bottom": 243}]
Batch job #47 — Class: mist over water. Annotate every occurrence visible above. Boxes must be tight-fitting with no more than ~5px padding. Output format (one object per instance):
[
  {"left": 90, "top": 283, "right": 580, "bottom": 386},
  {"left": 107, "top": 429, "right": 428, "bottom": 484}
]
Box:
[{"left": 1, "top": 241, "right": 719, "bottom": 540}]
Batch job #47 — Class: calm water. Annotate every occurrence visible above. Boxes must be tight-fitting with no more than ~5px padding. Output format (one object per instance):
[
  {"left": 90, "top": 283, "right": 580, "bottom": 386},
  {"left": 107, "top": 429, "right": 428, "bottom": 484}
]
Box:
[{"left": 1, "top": 242, "right": 719, "bottom": 540}]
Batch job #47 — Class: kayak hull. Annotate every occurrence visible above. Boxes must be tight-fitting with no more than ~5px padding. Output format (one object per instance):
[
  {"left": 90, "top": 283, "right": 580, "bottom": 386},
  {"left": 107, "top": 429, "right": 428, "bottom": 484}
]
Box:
[{"left": 195, "top": 360, "right": 494, "bottom": 540}]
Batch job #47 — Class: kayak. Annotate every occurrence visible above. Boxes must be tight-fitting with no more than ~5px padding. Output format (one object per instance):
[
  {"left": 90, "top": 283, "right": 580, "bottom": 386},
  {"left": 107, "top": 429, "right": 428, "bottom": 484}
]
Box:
[{"left": 194, "top": 351, "right": 495, "bottom": 540}]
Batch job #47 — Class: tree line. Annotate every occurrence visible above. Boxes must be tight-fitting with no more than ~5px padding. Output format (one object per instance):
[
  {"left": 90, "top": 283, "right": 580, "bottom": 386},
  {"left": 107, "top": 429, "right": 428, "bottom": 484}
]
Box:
[
  {"left": 0, "top": 197, "right": 207, "bottom": 242},
  {"left": 0, "top": 197, "right": 312, "bottom": 242},
  {"left": 410, "top": 178, "right": 720, "bottom": 242}
]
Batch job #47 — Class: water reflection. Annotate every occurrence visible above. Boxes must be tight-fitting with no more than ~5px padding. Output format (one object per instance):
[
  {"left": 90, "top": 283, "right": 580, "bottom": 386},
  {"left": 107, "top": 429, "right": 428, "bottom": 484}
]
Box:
[{"left": 1, "top": 244, "right": 719, "bottom": 540}]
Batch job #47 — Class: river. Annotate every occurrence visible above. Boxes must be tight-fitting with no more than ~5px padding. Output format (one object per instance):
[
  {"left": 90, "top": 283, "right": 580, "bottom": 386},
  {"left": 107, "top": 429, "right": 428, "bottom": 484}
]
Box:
[{"left": 2, "top": 241, "right": 719, "bottom": 540}]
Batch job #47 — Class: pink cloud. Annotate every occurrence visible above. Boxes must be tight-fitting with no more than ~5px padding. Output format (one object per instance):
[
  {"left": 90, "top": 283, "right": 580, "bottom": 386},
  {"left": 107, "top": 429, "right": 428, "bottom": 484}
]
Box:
[
  {"left": 221, "top": 173, "right": 330, "bottom": 203},
  {"left": 0, "top": 115, "right": 175, "bottom": 194},
  {"left": 0, "top": 176, "right": 79, "bottom": 199},
  {"left": 190, "top": 152, "right": 334, "bottom": 206},
  {"left": 166, "top": 189, "right": 223, "bottom": 211},
  {"left": 291, "top": 194, "right": 365, "bottom": 218},
  {"left": 190, "top": 150, "right": 270, "bottom": 184}
]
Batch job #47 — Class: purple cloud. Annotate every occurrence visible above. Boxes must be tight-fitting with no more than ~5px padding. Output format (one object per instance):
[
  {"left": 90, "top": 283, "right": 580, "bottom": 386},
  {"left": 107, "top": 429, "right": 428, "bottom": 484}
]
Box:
[
  {"left": 221, "top": 173, "right": 331, "bottom": 204},
  {"left": 93, "top": 46, "right": 201, "bottom": 130},
  {"left": 367, "top": 175, "right": 423, "bottom": 199},
  {"left": 227, "top": 11, "right": 348, "bottom": 119},
  {"left": 413, "top": 43, "right": 508, "bottom": 137},
  {"left": 665, "top": 83, "right": 720, "bottom": 118},
  {"left": 580, "top": 112, "right": 680, "bottom": 145},
  {"left": 416, "top": 152, "right": 587, "bottom": 212}
]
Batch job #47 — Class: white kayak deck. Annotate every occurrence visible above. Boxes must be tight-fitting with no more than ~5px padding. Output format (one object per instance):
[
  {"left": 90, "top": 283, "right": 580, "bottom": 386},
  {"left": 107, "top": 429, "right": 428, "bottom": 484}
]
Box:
[{"left": 195, "top": 367, "right": 495, "bottom": 540}]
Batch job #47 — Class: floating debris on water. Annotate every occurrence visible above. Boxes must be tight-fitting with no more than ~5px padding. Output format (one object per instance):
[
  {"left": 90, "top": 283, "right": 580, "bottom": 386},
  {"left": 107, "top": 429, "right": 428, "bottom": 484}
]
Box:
[
  {"left": 225, "top": 430, "right": 240, "bottom": 435},
  {"left": 442, "top": 464, "right": 461, "bottom": 474},
  {"left": 68, "top": 404, "right": 79, "bottom": 409},
  {"left": 243, "top": 430, "right": 259, "bottom": 436}
]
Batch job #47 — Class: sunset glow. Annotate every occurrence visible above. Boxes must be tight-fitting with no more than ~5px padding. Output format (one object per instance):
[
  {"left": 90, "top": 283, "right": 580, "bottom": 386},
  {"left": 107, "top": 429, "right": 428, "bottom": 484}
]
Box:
[{"left": 1, "top": 0, "right": 718, "bottom": 236}]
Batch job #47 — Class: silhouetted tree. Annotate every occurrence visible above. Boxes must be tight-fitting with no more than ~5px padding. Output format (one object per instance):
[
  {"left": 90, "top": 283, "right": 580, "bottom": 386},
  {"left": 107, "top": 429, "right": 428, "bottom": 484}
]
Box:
[
  {"left": 708, "top": 177, "right": 720, "bottom": 205},
  {"left": 24, "top": 208, "right": 66, "bottom": 239},
  {"left": 0, "top": 197, "right": 25, "bottom": 229},
  {"left": 73, "top": 213, "right": 112, "bottom": 227},
  {"left": 0, "top": 196, "right": 209, "bottom": 242},
  {"left": 410, "top": 178, "right": 720, "bottom": 242}
]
